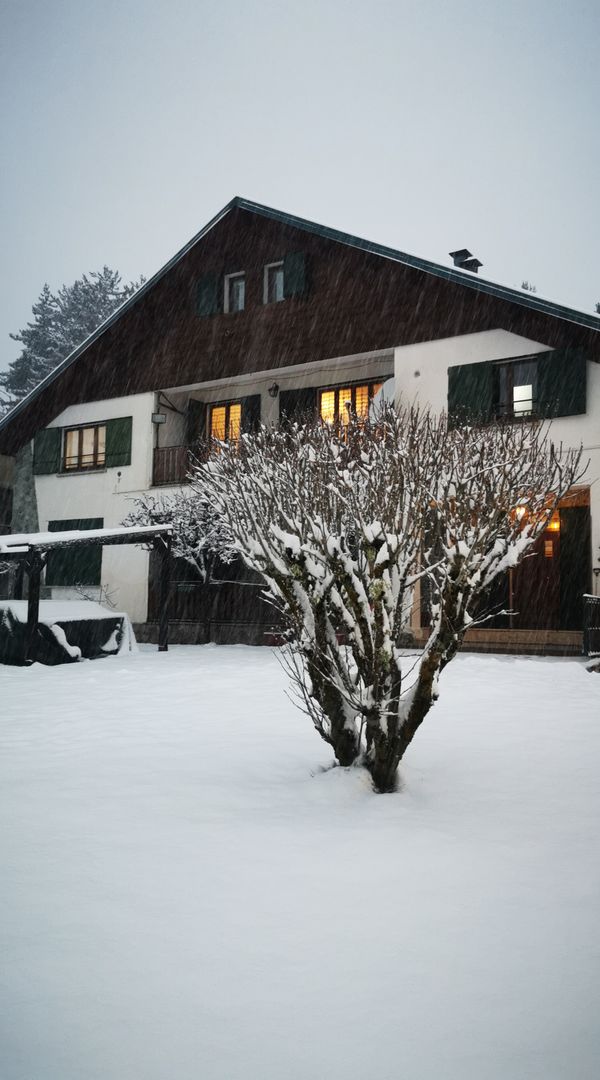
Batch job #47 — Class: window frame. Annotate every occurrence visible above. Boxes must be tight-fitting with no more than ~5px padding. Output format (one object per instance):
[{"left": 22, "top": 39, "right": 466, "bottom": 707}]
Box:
[
  {"left": 223, "top": 271, "right": 246, "bottom": 314},
  {"left": 208, "top": 399, "right": 243, "bottom": 442},
  {"left": 62, "top": 422, "right": 107, "bottom": 472},
  {"left": 318, "top": 379, "right": 385, "bottom": 424},
  {"left": 263, "top": 261, "right": 285, "bottom": 305},
  {"left": 494, "top": 355, "right": 539, "bottom": 421}
]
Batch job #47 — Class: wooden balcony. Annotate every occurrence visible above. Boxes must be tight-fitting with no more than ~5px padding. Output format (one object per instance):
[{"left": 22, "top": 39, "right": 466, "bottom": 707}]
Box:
[{"left": 153, "top": 445, "right": 191, "bottom": 486}]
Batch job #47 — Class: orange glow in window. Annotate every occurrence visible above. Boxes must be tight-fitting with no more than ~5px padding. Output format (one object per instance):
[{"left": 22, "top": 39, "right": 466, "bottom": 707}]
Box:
[{"left": 320, "top": 390, "right": 336, "bottom": 424}]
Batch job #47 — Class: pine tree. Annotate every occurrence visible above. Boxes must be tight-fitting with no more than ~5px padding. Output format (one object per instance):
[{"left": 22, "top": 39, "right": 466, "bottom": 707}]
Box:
[{"left": 1, "top": 267, "right": 144, "bottom": 414}]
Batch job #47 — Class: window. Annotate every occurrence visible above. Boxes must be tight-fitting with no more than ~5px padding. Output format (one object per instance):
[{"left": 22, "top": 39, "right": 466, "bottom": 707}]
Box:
[
  {"left": 319, "top": 382, "right": 384, "bottom": 424},
  {"left": 209, "top": 401, "right": 242, "bottom": 441},
  {"left": 63, "top": 424, "right": 106, "bottom": 471},
  {"left": 264, "top": 262, "right": 284, "bottom": 304},
  {"left": 448, "top": 349, "right": 587, "bottom": 427},
  {"left": 496, "top": 359, "right": 538, "bottom": 419},
  {"left": 224, "top": 272, "right": 245, "bottom": 313}
]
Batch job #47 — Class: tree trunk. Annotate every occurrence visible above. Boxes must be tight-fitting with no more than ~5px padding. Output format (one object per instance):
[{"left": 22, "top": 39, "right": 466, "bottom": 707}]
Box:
[{"left": 365, "top": 626, "right": 461, "bottom": 793}]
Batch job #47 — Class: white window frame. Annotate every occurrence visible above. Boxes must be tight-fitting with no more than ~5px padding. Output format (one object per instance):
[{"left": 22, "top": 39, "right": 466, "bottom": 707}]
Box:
[
  {"left": 263, "top": 261, "right": 285, "bottom": 305},
  {"left": 224, "top": 271, "right": 246, "bottom": 314}
]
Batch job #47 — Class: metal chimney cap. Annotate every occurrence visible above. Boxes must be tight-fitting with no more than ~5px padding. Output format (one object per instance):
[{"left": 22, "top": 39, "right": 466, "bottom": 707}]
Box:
[
  {"left": 460, "top": 258, "right": 483, "bottom": 274},
  {"left": 449, "top": 248, "right": 482, "bottom": 273},
  {"left": 449, "top": 248, "right": 473, "bottom": 263}
]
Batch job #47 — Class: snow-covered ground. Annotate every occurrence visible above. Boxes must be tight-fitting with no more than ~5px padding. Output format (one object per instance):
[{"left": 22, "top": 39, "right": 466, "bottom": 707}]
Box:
[{"left": 1, "top": 646, "right": 599, "bottom": 1080}]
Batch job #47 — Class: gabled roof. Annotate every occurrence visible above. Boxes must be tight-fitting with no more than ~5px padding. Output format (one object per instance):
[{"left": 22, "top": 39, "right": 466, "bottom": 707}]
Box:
[{"left": 1, "top": 195, "right": 599, "bottom": 442}]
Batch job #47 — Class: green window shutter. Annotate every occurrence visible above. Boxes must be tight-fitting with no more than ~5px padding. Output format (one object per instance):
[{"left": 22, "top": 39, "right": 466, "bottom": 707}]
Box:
[
  {"left": 196, "top": 273, "right": 220, "bottom": 316},
  {"left": 536, "top": 348, "right": 587, "bottom": 418},
  {"left": 279, "top": 387, "right": 318, "bottom": 424},
  {"left": 33, "top": 428, "right": 62, "bottom": 474},
  {"left": 283, "top": 252, "right": 307, "bottom": 298},
  {"left": 105, "top": 416, "right": 132, "bottom": 468},
  {"left": 186, "top": 399, "right": 207, "bottom": 446},
  {"left": 46, "top": 518, "right": 103, "bottom": 587},
  {"left": 240, "top": 395, "right": 262, "bottom": 434},
  {"left": 447, "top": 362, "right": 495, "bottom": 425}
]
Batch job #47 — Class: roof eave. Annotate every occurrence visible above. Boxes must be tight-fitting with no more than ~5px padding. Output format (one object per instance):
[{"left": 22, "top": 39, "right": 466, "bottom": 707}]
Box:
[{"left": 1, "top": 194, "right": 598, "bottom": 445}]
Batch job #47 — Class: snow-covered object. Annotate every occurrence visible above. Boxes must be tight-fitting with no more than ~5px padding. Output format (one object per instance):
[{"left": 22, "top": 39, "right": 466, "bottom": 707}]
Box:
[
  {"left": 123, "top": 489, "right": 233, "bottom": 581},
  {"left": 0, "top": 600, "right": 137, "bottom": 663},
  {"left": 190, "top": 403, "right": 584, "bottom": 790},
  {"left": 0, "top": 523, "right": 172, "bottom": 552}
]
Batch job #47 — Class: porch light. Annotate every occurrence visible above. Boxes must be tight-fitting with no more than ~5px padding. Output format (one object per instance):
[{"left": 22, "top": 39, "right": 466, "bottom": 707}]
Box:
[
  {"left": 152, "top": 412, "right": 167, "bottom": 425},
  {"left": 268, "top": 383, "right": 279, "bottom": 398}
]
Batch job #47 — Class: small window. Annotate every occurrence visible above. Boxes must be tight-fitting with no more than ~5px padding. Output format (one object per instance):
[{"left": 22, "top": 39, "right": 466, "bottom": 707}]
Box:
[
  {"left": 319, "top": 382, "right": 384, "bottom": 425},
  {"left": 63, "top": 424, "right": 106, "bottom": 471},
  {"left": 209, "top": 401, "right": 242, "bottom": 442},
  {"left": 264, "top": 262, "right": 284, "bottom": 304},
  {"left": 496, "top": 359, "right": 538, "bottom": 419},
  {"left": 224, "top": 272, "right": 245, "bottom": 314}
]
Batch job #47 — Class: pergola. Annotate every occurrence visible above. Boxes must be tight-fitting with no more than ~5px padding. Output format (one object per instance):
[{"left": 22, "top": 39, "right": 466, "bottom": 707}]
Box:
[{"left": 0, "top": 524, "right": 172, "bottom": 662}]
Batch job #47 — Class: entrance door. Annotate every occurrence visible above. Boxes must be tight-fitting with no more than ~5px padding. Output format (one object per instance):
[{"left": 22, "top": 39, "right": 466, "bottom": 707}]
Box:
[{"left": 511, "top": 520, "right": 560, "bottom": 630}]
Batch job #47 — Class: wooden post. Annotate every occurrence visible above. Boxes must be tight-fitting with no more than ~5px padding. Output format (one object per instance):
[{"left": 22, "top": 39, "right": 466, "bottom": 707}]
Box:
[
  {"left": 155, "top": 533, "right": 172, "bottom": 652},
  {"left": 25, "top": 551, "right": 43, "bottom": 663}
]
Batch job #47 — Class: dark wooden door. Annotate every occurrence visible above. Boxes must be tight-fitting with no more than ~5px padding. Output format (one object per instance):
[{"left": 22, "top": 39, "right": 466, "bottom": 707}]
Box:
[{"left": 511, "top": 526, "right": 561, "bottom": 630}]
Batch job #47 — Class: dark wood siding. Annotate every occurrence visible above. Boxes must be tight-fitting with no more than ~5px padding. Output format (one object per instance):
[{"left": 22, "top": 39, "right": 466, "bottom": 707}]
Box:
[{"left": 2, "top": 205, "right": 599, "bottom": 455}]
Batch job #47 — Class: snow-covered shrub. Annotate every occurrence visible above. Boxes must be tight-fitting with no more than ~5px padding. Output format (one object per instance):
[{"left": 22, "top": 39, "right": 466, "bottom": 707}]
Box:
[
  {"left": 190, "top": 404, "right": 583, "bottom": 792},
  {"left": 123, "top": 488, "right": 234, "bottom": 582}
]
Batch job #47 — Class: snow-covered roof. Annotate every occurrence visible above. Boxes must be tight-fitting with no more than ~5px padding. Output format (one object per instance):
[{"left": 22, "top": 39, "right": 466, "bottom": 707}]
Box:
[
  {"left": 0, "top": 599, "right": 128, "bottom": 623},
  {"left": 0, "top": 523, "right": 172, "bottom": 554}
]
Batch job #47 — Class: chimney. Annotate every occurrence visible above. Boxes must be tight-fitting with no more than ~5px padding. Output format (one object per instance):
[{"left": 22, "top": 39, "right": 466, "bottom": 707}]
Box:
[{"left": 449, "top": 248, "right": 482, "bottom": 274}]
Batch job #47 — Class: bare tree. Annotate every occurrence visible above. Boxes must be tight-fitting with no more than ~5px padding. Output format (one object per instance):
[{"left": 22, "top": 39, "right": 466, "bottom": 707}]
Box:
[{"left": 190, "top": 404, "right": 584, "bottom": 793}]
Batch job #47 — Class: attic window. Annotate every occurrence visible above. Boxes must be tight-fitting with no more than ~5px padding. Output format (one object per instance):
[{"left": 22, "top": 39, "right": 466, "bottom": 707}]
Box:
[
  {"left": 264, "top": 262, "right": 284, "bottom": 304},
  {"left": 224, "top": 272, "right": 245, "bottom": 314}
]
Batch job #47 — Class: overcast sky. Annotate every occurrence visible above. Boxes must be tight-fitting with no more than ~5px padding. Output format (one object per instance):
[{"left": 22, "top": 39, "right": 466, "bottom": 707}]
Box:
[{"left": 1, "top": 0, "right": 599, "bottom": 371}]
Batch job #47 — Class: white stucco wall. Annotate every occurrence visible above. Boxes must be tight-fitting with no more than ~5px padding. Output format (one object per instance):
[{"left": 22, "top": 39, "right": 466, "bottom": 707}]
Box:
[
  {"left": 394, "top": 329, "right": 600, "bottom": 582},
  {"left": 34, "top": 392, "right": 156, "bottom": 621},
  {"left": 31, "top": 352, "right": 395, "bottom": 622}
]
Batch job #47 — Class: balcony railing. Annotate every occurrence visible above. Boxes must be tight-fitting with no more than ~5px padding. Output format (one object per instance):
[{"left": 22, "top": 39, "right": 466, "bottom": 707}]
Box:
[
  {"left": 583, "top": 595, "right": 600, "bottom": 656},
  {"left": 153, "top": 445, "right": 191, "bottom": 486}
]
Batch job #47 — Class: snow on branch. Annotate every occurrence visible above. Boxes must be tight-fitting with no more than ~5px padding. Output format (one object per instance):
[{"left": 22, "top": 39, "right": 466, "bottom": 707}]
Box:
[{"left": 190, "top": 403, "right": 585, "bottom": 792}]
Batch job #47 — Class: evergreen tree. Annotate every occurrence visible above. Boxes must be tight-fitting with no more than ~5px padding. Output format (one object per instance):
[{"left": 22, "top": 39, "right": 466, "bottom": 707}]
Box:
[{"left": 1, "top": 267, "right": 144, "bottom": 414}]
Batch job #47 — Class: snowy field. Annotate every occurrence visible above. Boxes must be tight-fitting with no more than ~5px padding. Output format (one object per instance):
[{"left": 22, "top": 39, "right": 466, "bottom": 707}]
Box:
[{"left": 1, "top": 646, "right": 600, "bottom": 1080}]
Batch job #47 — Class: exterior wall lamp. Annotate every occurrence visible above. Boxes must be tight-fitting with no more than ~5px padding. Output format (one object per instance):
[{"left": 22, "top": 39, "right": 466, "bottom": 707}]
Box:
[
  {"left": 151, "top": 412, "right": 167, "bottom": 425},
  {"left": 268, "top": 383, "right": 279, "bottom": 398}
]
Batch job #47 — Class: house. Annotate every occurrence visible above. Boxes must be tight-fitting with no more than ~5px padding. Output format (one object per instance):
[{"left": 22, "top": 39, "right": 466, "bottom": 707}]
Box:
[{"left": 0, "top": 197, "right": 598, "bottom": 653}]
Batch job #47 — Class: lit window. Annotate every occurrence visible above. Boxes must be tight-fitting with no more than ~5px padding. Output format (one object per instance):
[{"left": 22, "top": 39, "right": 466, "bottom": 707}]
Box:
[
  {"left": 513, "top": 382, "right": 534, "bottom": 416},
  {"left": 264, "top": 262, "right": 284, "bottom": 304},
  {"left": 320, "top": 390, "right": 336, "bottom": 424},
  {"left": 497, "top": 359, "right": 537, "bottom": 418},
  {"left": 63, "top": 424, "right": 106, "bottom": 471},
  {"left": 210, "top": 402, "right": 242, "bottom": 441},
  {"left": 224, "top": 272, "right": 245, "bottom": 313},
  {"left": 319, "top": 382, "right": 384, "bottom": 424}
]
